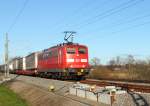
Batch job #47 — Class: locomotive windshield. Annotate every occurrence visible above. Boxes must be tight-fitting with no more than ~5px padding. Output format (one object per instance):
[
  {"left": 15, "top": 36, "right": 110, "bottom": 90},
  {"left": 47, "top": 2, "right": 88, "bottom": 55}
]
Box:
[
  {"left": 78, "top": 48, "right": 86, "bottom": 54},
  {"left": 67, "top": 48, "right": 76, "bottom": 54}
]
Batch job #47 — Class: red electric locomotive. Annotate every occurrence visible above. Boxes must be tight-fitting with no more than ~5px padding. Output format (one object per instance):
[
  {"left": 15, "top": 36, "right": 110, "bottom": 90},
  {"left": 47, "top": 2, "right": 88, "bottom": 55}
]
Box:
[{"left": 37, "top": 43, "right": 89, "bottom": 79}]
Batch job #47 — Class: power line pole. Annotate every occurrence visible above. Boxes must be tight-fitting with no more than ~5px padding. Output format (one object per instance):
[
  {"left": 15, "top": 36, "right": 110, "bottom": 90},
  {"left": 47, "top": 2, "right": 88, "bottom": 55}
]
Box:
[{"left": 4, "top": 33, "right": 9, "bottom": 78}]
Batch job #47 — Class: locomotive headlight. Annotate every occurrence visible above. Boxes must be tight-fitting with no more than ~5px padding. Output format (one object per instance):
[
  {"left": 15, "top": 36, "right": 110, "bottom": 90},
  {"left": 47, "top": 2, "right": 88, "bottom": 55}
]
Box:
[
  {"left": 63, "top": 69, "right": 66, "bottom": 72},
  {"left": 67, "top": 59, "right": 74, "bottom": 62},
  {"left": 81, "top": 69, "right": 84, "bottom": 72},
  {"left": 81, "top": 59, "right": 87, "bottom": 62},
  {"left": 35, "top": 70, "right": 37, "bottom": 73}
]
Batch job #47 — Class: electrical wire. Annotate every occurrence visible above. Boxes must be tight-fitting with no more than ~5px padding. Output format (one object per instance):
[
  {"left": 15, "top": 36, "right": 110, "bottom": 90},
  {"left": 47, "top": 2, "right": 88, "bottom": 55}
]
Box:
[
  {"left": 47, "top": 0, "right": 113, "bottom": 34},
  {"left": 64, "top": 0, "right": 111, "bottom": 27},
  {"left": 70, "top": 0, "right": 144, "bottom": 29},
  {"left": 112, "top": 20, "right": 150, "bottom": 34},
  {"left": 7, "top": 0, "right": 29, "bottom": 33},
  {"left": 84, "top": 13, "right": 150, "bottom": 34},
  {"left": 95, "top": 20, "right": 150, "bottom": 39}
]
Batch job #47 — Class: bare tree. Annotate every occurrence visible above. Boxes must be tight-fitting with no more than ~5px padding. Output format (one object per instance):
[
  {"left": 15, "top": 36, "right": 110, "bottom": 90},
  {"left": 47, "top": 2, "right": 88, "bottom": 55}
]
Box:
[
  {"left": 126, "top": 55, "right": 135, "bottom": 64},
  {"left": 108, "top": 59, "right": 116, "bottom": 66},
  {"left": 90, "top": 57, "right": 100, "bottom": 66},
  {"left": 147, "top": 57, "right": 150, "bottom": 65},
  {"left": 136, "top": 59, "right": 147, "bottom": 65},
  {"left": 116, "top": 56, "right": 122, "bottom": 65},
  {"left": 108, "top": 56, "right": 122, "bottom": 65}
]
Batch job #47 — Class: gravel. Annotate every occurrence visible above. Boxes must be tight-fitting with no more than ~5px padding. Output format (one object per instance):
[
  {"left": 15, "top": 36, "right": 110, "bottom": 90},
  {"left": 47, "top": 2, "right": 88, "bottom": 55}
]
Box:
[{"left": 114, "top": 92, "right": 150, "bottom": 106}]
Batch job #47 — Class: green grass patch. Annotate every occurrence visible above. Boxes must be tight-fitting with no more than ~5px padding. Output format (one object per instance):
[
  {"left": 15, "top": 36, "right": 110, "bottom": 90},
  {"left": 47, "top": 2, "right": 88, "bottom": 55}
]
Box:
[{"left": 0, "top": 85, "right": 28, "bottom": 106}]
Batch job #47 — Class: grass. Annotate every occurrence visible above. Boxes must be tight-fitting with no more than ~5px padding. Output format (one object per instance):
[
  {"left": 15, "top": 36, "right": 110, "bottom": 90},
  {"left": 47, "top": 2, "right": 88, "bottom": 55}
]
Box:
[{"left": 0, "top": 85, "right": 28, "bottom": 106}]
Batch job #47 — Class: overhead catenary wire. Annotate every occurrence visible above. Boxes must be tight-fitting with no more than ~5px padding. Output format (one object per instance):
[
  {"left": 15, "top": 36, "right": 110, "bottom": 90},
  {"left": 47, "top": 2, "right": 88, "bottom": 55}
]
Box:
[
  {"left": 57, "top": 0, "right": 111, "bottom": 31},
  {"left": 48, "top": 0, "right": 100, "bottom": 33},
  {"left": 93, "top": 20, "right": 150, "bottom": 39},
  {"left": 111, "top": 20, "right": 150, "bottom": 34},
  {"left": 84, "top": 13, "right": 150, "bottom": 34},
  {"left": 103, "top": 13, "right": 150, "bottom": 30},
  {"left": 6, "top": 0, "right": 29, "bottom": 60},
  {"left": 64, "top": 0, "right": 111, "bottom": 27},
  {"left": 7, "top": 0, "right": 29, "bottom": 33},
  {"left": 68, "top": 0, "right": 144, "bottom": 29},
  {"left": 78, "top": 0, "right": 144, "bottom": 29}
]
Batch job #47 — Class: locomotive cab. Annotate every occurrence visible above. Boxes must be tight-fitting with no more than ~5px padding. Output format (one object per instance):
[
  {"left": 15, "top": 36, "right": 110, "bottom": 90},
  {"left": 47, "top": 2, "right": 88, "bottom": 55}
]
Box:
[{"left": 64, "top": 44, "right": 89, "bottom": 77}]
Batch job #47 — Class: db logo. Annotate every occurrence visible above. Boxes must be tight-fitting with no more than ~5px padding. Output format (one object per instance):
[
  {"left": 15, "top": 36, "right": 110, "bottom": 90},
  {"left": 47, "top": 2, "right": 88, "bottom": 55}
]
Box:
[{"left": 75, "top": 59, "right": 80, "bottom": 62}]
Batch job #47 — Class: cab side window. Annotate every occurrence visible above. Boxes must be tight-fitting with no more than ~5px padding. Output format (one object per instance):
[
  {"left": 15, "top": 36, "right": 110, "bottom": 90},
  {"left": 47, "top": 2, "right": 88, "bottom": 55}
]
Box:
[
  {"left": 67, "top": 48, "right": 76, "bottom": 54},
  {"left": 78, "top": 48, "right": 86, "bottom": 54}
]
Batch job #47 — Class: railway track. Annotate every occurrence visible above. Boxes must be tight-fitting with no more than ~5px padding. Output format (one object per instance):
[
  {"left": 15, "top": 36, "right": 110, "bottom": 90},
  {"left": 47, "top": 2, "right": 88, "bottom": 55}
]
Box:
[
  {"left": 80, "top": 79, "right": 150, "bottom": 93},
  {"left": 2, "top": 73, "right": 150, "bottom": 93}
]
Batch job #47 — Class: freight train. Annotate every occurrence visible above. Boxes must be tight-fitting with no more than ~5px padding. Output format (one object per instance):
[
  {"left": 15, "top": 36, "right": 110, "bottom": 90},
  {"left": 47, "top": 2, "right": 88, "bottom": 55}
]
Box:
[{"left": 0, "top": 33, "right": 90, "bottom": 80}]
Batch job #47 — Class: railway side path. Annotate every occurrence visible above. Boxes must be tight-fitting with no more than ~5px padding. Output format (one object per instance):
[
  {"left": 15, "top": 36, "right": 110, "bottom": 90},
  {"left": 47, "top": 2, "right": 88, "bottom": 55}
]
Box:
[{"left": 1, "top": 74, "right": 107, "bottom": 106}]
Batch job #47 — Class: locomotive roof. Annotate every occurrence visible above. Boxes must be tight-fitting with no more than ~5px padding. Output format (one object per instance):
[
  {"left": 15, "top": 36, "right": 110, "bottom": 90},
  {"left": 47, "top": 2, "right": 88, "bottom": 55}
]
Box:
[
  {"left": 44, "top": 43, "right": 87, "bottom": 51},
  {"left": 24, "top": 43, "right": 87, "bottom": 54}
]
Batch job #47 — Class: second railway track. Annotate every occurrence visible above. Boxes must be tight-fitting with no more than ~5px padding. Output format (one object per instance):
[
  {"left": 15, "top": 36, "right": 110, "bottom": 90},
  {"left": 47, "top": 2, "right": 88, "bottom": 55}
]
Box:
[{"left": 80, "top": 79, "right": 150, "bottom": 93}]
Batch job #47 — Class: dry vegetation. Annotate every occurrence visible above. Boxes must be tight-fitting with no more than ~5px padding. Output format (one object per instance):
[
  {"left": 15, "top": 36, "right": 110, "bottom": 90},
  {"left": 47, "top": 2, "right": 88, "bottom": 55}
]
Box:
[
  {"left": 89, "top": 56, "right": 150, "bottom": 81},
  {"left": 89, "top": 65, "right": 150, "bottom": 81}
]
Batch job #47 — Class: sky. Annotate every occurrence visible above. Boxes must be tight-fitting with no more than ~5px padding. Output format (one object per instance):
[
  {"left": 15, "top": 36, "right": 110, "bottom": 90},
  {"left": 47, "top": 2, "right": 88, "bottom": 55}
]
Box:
[{"left": 0, "top": 0, "right": 150, "bottom": 64}]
